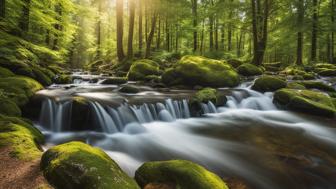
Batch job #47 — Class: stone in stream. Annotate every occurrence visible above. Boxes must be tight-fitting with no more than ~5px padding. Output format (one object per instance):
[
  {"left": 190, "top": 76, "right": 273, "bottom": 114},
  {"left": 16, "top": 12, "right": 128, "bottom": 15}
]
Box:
[
  {"left": 119, "top": 85, "right": 141, "bottom": 93},
  {"left": 252, "top": 76, "right": 287, "bottom": 93},
  {"left": 128, "top": 59, "right": 161, "bottom": 81},
  {"left": 313, "top": 63, "right": 336, "bottom": 77},
  {"left": 41, "top": 141, "right": 140, "bottom": 189},
  {"left": 273, "top": 88, "right": 336, "bottom": 118},
  {"left": 135, "top": 160, "right": 229, "bottom": 189},
  {"left": 101, "top": 77, "right": 128, "bottom": 85},
  {"left": 237, "top": 63, "right": 263, "bottom": 76},
  {"left": 162, "top": 55, "right": 240, "bottom": 88}
]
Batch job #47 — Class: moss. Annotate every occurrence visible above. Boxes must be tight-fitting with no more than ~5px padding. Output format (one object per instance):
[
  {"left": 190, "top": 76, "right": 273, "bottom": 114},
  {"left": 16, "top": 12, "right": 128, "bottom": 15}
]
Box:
[
  {"left": 252, "top": 76, "right": 287, "bottom": 92},
  {"left": 86, "top": 60, "right": 104, "bottom": 72},
  {"left": 298, "top": 81, "right": 335, "bottom": 92},
  {"left": 227, "top": 59, "right": 243, "bottom": 68},
  {"left": 314, "top": 63, "right": 336, "bottom": 70},
  {"left": 0, "top": 76, "right": 43, "bottom": 106},
  {"left": 162, "top": 55, "right": 240, "bottom": 87},
  {"left": 16, "top": 67, "right": 35, "bottom": 78},
  {"left": 135, "top": 160, "right": 228, "bottom": 189},
  {"left": 119, "top": 85, "right": 140, "bottom": 94},
  {"left": 274, "top": 89, "right": 336, "bottom": 118},
  {"left": 41, "top": 141, "right": 139, "bottom": 189},
  {"left": 0, "top": 116, "right": 44, "bottom": 160},
  {"left": 0, "top": 67, "right": 15, "bottom": 77},
  {"left": 0, "top": 98, "right": 21, "bottom": 117},
  {"left": 317, "top": 69, "right": 336, "bottom": 77},
  {"left": 237, "top": 63, "right": 263, "bottom": 76},
  {"left": 287, "top": 82, "right": 306, "bottom": 90},
  {"left": 0, "top": 61, "right": 29, "bottom": 72},
  {"left": 127, "top": 59, "right": 160, "bottom": 81},
  {"left": 101, "top": 77, "right": 128, "bottom": 85},
  {"left": 192, "top": 88, "right": 218, "bottom": 104},
  {"left": 55, "top": 74, "right": 72, "bottom": 84},
  {"left": 144, "top": 75, "right": 161, "bottom": 83},
  {"left": 31, "top": 66, "right": 52, "bottom": 86}
]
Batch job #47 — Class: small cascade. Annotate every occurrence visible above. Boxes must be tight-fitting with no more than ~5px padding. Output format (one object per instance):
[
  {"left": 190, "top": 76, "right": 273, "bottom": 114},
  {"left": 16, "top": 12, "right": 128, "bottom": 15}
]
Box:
[
  {"left": 38, "top": 98, "right": 192, "bottom": 133},
  {"left": 221, "top": 89, "right": 276, "bottom": 111},
  {"left": 201, "top": 101, "right": 218, "bottom": 114},
  {"left": 39, "top": 99, "right": 72, "bottom": 132}
]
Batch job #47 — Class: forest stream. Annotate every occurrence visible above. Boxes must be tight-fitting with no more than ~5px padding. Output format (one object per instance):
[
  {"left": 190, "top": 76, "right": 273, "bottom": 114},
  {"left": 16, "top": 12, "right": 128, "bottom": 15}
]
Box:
[{"left": 29, "top": 72, "right": 336, "bottom": 189}]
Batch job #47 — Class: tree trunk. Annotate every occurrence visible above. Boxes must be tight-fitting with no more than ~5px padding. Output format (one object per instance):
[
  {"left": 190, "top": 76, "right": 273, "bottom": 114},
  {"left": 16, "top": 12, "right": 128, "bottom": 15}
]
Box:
[
  {"left": 192, "top": 0, "right": 198, "bottom": 52},
  {"left": 116, "top": 0, "right": 125, "bottom": 61},
  {"left": 166, "top": 16, "right": 170, "bottom": 51},
  {"left": 145, "top": 13, "right": 157, "bottom": 58},
  {"left": 0, "top": 0, "right": 5, "bottom": 19},
  {"left": 215, "top": 18, "right": 219, "bottom": 50},
  {"left": 311, "top": 0, "right": 318, "bottom": 62},
  {"left": 296, "top": 0, "right": 304, "bottom": 65},
  {"left": 156, "top": 16, "right": 161, "bottom": 49},
  {"left": 200, "top": 19, "right": 205, "bottom": 54},
  {"left": 127, "top": 0, "right": 135, "bottom": 58},
  {"left": 96, "top": 1, "right": 102, "bottom": 59},
  {"left": 138, "top": 0, "right": 143, "bottom": 55},
  {"left": 53, "top": 4, "right": 62, "bottom": 50},
  {"left": 221, "top": 24, "right": 225, "bottom": 50},
  {"left": 19, "top": 0, "right": 31, "bottom": 34},
  {"left": 331, "top": 0, "right": 335, "bottom": 63}
]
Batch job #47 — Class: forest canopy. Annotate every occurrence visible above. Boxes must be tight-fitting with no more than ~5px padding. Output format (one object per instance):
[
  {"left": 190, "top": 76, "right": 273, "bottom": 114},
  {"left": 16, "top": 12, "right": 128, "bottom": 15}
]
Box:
[{"left": 0, "top": 0, "right": 335, "bottom": 69}]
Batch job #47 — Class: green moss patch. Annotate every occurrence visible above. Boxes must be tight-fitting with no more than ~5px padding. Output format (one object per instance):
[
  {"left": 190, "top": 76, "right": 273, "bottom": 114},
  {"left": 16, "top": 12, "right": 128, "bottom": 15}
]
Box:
[
  {"left": 41, "top": 141, "right": 139, "bottom": 189},
  {"left": 298, "top": 81, "right": 335, "bottom": 92},
  {"left": 0, "top": 116, "right": 44, "bottom": 160},
  {"left": 252, "top": 76, "right": 287, "bottom": 92},
  {"left": 162, "top": 55, "right": 240, "bottom": 87},
  {"left": 237, "top": 63, "right": 263, "bottom": 76},
  {"left": 128, "top": 59, "right": 160, "bottom": 81},
  {"left": 274, "top": 89, "right": 336, "bottom": 118},
  {"left": 135, "top": 160, "right": 228, "bottom": 189},
  {"left": 0, "top": 67, "right": 15, "bottom": 77}
]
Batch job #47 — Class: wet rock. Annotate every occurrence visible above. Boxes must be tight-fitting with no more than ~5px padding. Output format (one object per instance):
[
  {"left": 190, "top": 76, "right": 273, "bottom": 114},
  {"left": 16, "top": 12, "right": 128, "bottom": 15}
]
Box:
[
  {"left": 128, "top": 59, "right": 161, "bottom": 81},
  {"left": 227, "top": 59, "right": 243, "bottom": 68},
  {"left": 162, "top": 55, "right": 240, "bottom": 88},
  {"left": 41, "top": 141, "right": 140, "bottom": 189},
  {"left": 119, "top": 85, "right": 140, "bottom": 94},
  {"left": 273, "top": 89, "right": 336, "bottom": 118},
  {"left": 252, "top": 76, "right": 287, "bottom": 92},
  {"left": 298, "top": 81, "right": 335, "bottom": 92},
  {"left": 237, "top": 63, "right": 263, "bottom": 76},
  {"left": 135, "top": 160, "right": 229, "bottom": 189},
  {"left": 70, "top": 97, "right": 93, "bottom": 131},
  {"left": 101, "top": 77, "right": 128, "bottom": 85}
]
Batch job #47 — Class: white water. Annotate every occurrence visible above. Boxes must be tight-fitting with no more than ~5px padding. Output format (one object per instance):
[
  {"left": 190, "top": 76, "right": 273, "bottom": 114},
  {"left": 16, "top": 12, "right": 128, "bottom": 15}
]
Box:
[{"left": 37, "top": 86, "right": 336, "bottom": 189}]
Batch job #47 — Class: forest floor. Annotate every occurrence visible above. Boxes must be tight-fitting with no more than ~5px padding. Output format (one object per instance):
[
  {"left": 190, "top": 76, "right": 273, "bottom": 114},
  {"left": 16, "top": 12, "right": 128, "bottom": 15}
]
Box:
[{"left": 0, "top": 147, "right": 52, "bottom": 189}]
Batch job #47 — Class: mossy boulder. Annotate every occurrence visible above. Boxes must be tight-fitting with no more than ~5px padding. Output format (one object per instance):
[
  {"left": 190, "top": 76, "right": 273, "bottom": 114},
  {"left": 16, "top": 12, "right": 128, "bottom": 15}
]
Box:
[
  {"left": 0, "top": 67, "right": 15, "bottom": 77},
  {"left": 31, "top": 67, "right": 52, "bottom": 86},
  {"left": 55, "top": 74, "right": 72, "bottom": 84},
  {"left": 0, "top": 76, "right": 43, "bottom": 106},
  {"left": 0, "top": 116, "right": 44, "bottom": 160},
  {"left": 237, "top": 63, "right": 263, "bottom": 76},
  {"left": 0, "top": 98, "right": 21, "bottom": 117},
  {"left": 274, "top": 89, "right": 336, "bottom": 118},
  {"left": 101, "top": 77, "right": 128, "bottom": 85},
  {"left": 128, "top": 59, "right": 160, "bottom": 81},
  {"left": 41, "top": 141, "right": 139, "bottom": 189},
  {"left": 191, "top": 88, "right": 226, "bottom": 106},
  {"left": 162, "top": 55, "right": 240, "bottom": 87},
  {"left": 135, "top": 160, "right": 228, "bottom": 189},
  {"left": 298, "top": 81, "right": 335, "bottom": 92},
  {"left": 287, "top": 82, "right": 306, "bottom": 90},
  {"left": 317, "top": 69, "right": 336, "bottom": 77},
  {"left": 312, "top": 64, "right": 336, "bottom": 77},
  {"left": 119, "top": 85, "right": 140, "bottom": 94},
  {"left": 252, "top": 76, "right": 287, "bottom": 92},
  {"left": 227, "top": 59, "right": 243, "bottom": 68}
]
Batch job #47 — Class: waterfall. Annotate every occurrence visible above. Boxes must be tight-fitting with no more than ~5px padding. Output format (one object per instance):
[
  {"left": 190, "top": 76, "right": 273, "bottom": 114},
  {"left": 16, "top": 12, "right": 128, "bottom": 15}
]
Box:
[{"left": 38, "top": 98, "right": 192, "bottom": 133}]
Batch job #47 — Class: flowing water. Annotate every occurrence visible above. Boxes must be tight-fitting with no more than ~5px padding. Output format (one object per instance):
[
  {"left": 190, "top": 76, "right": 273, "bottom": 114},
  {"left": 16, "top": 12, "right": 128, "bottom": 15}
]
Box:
[{"left": 33, "top": 73, "right": 336, "bottom": 189}]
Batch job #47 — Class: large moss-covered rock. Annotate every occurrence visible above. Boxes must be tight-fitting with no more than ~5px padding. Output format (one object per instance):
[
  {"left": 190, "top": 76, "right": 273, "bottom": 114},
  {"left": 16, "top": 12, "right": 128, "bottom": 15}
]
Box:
[
  {"left": 227, "top": 59, "right": 243, "bottom": 68},
  {"left": 119, "top": 85, "right": 140, "bottom": 94},
  {"left": 0, "top": 116, "right": 44, "bottom": 160},
  {"left": 135, "top": 160, "right": 228, "bottom": 189},
  {"left": 55, "top": 74, "right": 72, "bottom": 84},
  {"left": 237, "top": 63, "right": 263, "bottom": 76},
  {"left": 0, "top": 76, "right": 43, "bottom": 106},
  {"left": 128, "top": 59, "right": 160, "bottom": 81},
  {"left": 313, "top": 63, "right": 336, "bottom": 77},
  {"left": 252, "top": 76, "right": 287, "bottom": 92},
  {"left": 162, "top": 55, "right": 240, "bottom": 87},
  {"left": 0, "top": 67, "right": 15, "bottom": 77},
  {"left": 191, "top": 88, "right": 227, "bottom": 106},
  {"left": 41, "top": 142, "right": 139, "bottom": 189},
  {"left": 274, "top": 89, "right": 336, "bottom": 118},
  {"left": 31, "top": 66, "right": 52, "bottom": 86}
]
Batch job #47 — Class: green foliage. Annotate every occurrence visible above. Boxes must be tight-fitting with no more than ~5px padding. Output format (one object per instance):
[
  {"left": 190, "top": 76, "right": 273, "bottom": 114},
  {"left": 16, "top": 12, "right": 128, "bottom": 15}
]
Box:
[
  {"left": 41, "top": 141, "right": 140, "bottom": 189},
  {"left": 135, "top": 160, "right": 228, "bottom": 189},
  {"left": 0, "top": 67, "right": 15, "bottom": 77}
]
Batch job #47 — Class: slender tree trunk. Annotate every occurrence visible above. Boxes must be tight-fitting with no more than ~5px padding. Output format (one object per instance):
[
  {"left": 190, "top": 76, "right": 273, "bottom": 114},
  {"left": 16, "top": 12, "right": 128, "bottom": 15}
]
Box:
[
  {"left": 156, "top": 16, "right": 161, "bottom": 49},
  {"left": 209, "top": 17, "right": 214, "bottom": 51},
  {"left": 201, "top": 19, "right": 205, "bottom": 54},
  {"left": 296, "top": 0, "right": 304, "bottom": 65},
  {"left": 116, "top": 0, "right": 125, "bottom": 61},
  {"left": 0, "top": 0, "right": 5, "bottom": 19},
  {"left": 221, "top": 24, "right": 225, "bottom": 50},
  {"left": 311, "top": 0, "right": 318, "bottom": 62},
  {"left": 139, "top": 0, "right": 143, "bottom": 55},
  {"left": 145, "top": 12, "right": 157, "bottom": 58},
  {"left": 19, "top": 0, "right": 31, "bottom": 34},
  {"left": 53, "top": 4, "right": 62, "bottom": 50},
  {"left": 175, "top": 23, "right": 178, "bottom": 52},
  {"left": 166, "top": 16, "right": 170, "bottom": 51},
  {"left": 192, "top": 0, "right": 198, "bottom": 52},
  {"left": 331, "top": 0, "right": 335, "bottom": 63},
  {"left": 96, "top": 1, "right": 102, "bottom": 59},
  {"left": 127, "top": 0, "right": 135, "bottom": 58},
  {"left": 215, "top": 17, "right": 219, "bottom": 50}
]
